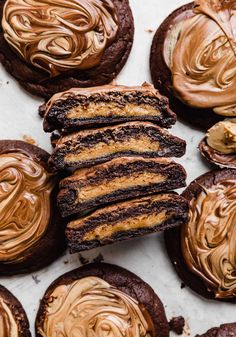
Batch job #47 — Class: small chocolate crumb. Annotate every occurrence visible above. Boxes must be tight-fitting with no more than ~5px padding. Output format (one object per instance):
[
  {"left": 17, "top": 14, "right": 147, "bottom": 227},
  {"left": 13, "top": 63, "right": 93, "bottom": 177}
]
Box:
[
  {"left": 32, "top": 275, "right": 41, "bottom": 284},
  {"left": 63, "top": 259, "right": 69, "bottom": 264},
  {"left": 22, "top": 135, "right": 37, "bottom": 146},
  {"left": 169, "top": 316, "right": 185, "bottom": 335},
  {"left": 181, "top": 282, "right": 185, "bottom": 289},
  {"left": 93, "top": 253, "right": 104, "bottom": 263},
  {"left": 145, "top": 28, "right": 154, "bottom": 33},
  {"left": 79, "top": 254, "right": 89, "bottom": 265},
  {"left": 38, "top": 104, "right": 46, "bottom": 117},
  {"left": 6, "top": 81, "right": 9, "bottom": 85}
]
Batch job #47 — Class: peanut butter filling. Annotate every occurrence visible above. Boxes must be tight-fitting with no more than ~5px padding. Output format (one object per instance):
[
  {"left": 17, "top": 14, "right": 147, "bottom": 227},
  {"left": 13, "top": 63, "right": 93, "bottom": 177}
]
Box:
[
  {"left": 83, "top": 211, "right": 167, "bottom": 241},
  {"left": 66, "top": 102, "right": 161, "bottom": 119},
  {"left": 65, "top": 136, "right": 160, "bottom": 163},
  {"left": 182, "top": 179, "right": 236, "bottom": 299},
  {"left": 0, "top": 299, "right": 18, "bottom": 337},
  {"left": 77, "top": 172, "right": 165, "bottom": 202},
  {"left": 206, "top": 119, "right": 236, "bottom": 154},
  {"left": 38, "top": 276, "right": 153, "bottom": 337}
]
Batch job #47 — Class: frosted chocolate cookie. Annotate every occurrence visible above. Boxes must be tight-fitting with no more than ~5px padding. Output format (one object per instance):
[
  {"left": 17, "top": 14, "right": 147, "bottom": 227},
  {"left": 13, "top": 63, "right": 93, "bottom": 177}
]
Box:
[
  {"left": 150, "top": 1, "right": 236, "bottom": 129},
  {"left": 0, "top": 0, "right": 134, "bottom": 98},
  {"left": 58, "top": 157, "right": 187, "bottom": 216},
  {"left": 41, "top": 83, "right": 176, "bottom": 132},
  {"left": 0, "top": 285, "right": 30, "bottom": 337},
  {"left": 196, "top": 323, "right": 236, "bottom": 337},
  {"left": 199, "top": 119, "right": 236, "bottom": 168},
  {"left": 35, "top": 263, "right": 169, "bottom": 337},
  {"left": 66, "top": 193, "right": 189, "bottom": 252},
  {"left": 49, "top": 122, "right": 186, "bottom": 170},
  {"left": 0, "top": 140, "right": 66, "bottom": 275},
  {"left": 165, "top": 169, "right": 236, "bottom": 301}
]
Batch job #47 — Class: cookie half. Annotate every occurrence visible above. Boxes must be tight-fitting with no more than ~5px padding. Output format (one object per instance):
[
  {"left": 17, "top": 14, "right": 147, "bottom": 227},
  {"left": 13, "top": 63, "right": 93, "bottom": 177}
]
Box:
[
  {"left": 150, "top": 1, "right": 229, "bottom": 129},
  {"left": 0, "top": 284, "right": 31, "bottom": 336},
  {"left": 35, "top": 263, "right": 169, "bottom": 337},
  {"left": 165, "top": 169, "right": 236, "bottom": 301},
  {"left": 58, "top": 156, "right": 187, "bottom": 217},
  {"left": 41, "top": 83, "right": 176, "bottom": 132},
  {"left": 0, "top": 140, "right": 66, "bottom": 275},
  {"left": 66, "top": 193, "right": 189, "bottom": 252},
  {"left": 196, "top": 323, "right": 236, "bottom": 337},
  {"left": 0, "top": 0, "right": 134, "bottom": 98},
  {"left": 49, "top": 122, "right": 186, "bottom": 170}
]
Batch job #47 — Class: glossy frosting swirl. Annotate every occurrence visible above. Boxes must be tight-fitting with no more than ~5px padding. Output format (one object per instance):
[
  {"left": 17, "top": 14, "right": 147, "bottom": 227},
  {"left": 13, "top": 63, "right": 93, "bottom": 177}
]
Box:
[
  {"left": 0, "top": 298, "right": 18, "bottom": 337},
  {"left": 2, "top": 0, "right": 118, "bottom": 76},
  {"left": 182, "top": 179, "right": 236, "bottom": 298},
  {"left": 38, "top": 276, "right": 154, "bottom": 337},
  {"left": 0, "top": 152, "right": 54, "bottom": 263},
  {"left": 172, "top": 0, "right": 236, "bottom": 116}
]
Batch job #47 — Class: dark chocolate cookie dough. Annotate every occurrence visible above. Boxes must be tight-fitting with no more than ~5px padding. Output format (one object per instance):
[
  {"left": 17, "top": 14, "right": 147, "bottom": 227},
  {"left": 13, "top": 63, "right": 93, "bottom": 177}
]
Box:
[
  {"left": 0, "top": 0, "right": 134, "bottom": 98},
  {"left": 0, "top": 284, "right": 31, "bottom": 337},
  {"left": 0, "top": 140, "right": 66, "bottom": 275},
  {"left": 35, "top": 263, "right": 169, "bottom": 337},
  {"left": 165, "top": 168, "right": 236, "bottom": 301}
]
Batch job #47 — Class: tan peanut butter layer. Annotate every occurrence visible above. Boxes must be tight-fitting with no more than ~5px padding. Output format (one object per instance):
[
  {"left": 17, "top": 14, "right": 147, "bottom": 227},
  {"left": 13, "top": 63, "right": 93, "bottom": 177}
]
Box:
[
  {"left": 182, "top": 179, "right": 236, "bottom": 299},
  {"left": 0, "top": 152, "right": 54, "bottom": 263},
  {"left": 82, "top": 211, "right": 167, "bottom": 241},
  {"left": 165, "top": 0, "right": 236, "bottom": 116},
  {"left": 206, "top": 119, "right": 236, "bottom": 154},
  {"left": 65, "top": 137, "right": 160, "bottom": 163},
  {"left": 0, "top": 298, "right": 18, "bottom": 337},
  {"left": 2, "top": 0, "right": 118, "bottom": 76},
  {"left": 37, "top": 277, "right": 154, "bottom": 337}
]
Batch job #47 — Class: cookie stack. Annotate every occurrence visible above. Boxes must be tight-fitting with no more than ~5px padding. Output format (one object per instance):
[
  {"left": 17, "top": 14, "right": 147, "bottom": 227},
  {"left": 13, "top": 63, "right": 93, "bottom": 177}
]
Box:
[{"left": 41, "top": 82, "right": 189, "bottom": 252}]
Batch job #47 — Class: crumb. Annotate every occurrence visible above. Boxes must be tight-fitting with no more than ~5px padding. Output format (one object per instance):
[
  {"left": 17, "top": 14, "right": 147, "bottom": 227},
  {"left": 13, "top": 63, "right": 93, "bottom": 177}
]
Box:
[
  {"left": 181, "top": 282, "right": 185, "bottom": 289},
  {"left": 32, "top": 275, "right": 41, "bottom": 284},
  {"left": 63, "top": 259, "right": 69, "bottom": 264},
  {"left": 22, "top": 135, "right": 37, "bottom": 146},
  {"left": 79, "top": 254, "right": 89, "bottom": 265},
  {"left": 38, "top": 104, "right": 46, "bottom": 117},
  {"left": 93, "top": 253, "right": 104, "bottom": 263},
  {"left": 6, "top": 81, "right": 9, "bottom": 84},
  {"left": 145, "top": 28, "right": 154, "bottom": 33},
  {"left": 169, "top": 316, "right": 185, "bottom": 335}
]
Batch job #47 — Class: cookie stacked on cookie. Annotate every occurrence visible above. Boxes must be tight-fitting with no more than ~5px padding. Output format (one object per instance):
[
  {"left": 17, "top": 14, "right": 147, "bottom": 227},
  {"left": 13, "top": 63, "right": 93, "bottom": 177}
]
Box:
[{"left": 41, "top": 83, "right": 189, "bottom": 253}]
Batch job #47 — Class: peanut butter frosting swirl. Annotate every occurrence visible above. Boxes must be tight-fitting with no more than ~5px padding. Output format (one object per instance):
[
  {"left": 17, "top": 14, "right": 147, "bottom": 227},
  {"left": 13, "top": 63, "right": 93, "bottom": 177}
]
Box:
[
  {"left": 182, "top": 179, "right": 236, "bottom": 298},
  {"left": 2, "top": 0, "right": 118, "bottom": 77},
  {"left": 0, "top": 152, "right": 54, "bottom": 263},
  {"left": 38, "top": 276, "right": 154, "bottom": 337},
  {"left": 172, "top": 0, "right": 236, "bottom": 116},
  {"left": 0, "top": 298, "right": 18, "bottom": 337}
]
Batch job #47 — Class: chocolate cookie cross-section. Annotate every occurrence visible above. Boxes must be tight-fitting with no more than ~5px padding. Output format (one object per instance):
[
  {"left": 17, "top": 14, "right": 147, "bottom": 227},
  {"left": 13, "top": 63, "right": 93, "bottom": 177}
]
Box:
[
  {"left": 35, "top": 263, "right": 170, "bottom": 337},
  {"left": 0, "top": 140, "right": 66, "bottom": 275},
  {"left": 165, "top": 168, "right": 236, "bottom": 301},
  {"left": 41, "top": 83, "right": 176, "bottom": 132},
  {"left": 66, "top": 193, "right": 189, "bottom": 253},
  {"left": 0, "top": 0, "right": 134, "bottom": 98},
  {"left": 49, "top": 122, "right": 186, "bottom": 170},
  {"left": 58, "top": 157, "right": 187, "bottom": 216},
  {"left": 0, "top": 285, "right": 31, "bottom": 337},
  {"left": 150, "top": 0, "right": 236, "bottom": 129}
]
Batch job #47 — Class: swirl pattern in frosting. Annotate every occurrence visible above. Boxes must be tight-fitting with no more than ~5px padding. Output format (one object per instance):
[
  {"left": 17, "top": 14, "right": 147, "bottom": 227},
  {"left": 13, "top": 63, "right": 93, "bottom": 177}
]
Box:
[
  {"left": 0, "top": 298, "right": 18, "bottom": 337},
  {"left": 181, "top": 179, "right": 236, "bottom": 298},
  {"left": 2, "top": 0, "right": 118, "bottom": 77},
  {"left": 0, "top": 152, "right": 54, "bottom": 263},
  {"left": 38, "top": 276, "right": 154, "bottom": 337},
  {"left": 171, "top": 0, "right": 236, "bottom": 116}
]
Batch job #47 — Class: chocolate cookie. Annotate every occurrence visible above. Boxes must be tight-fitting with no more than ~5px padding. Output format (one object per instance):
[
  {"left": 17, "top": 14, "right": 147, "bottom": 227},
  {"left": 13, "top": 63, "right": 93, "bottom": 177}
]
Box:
[
  {"left": 0, "top": 285, "right": 31, "bottom": 336},
  {"left": 41, "top": 83, "right": 176, "bottom": 132},
  {"left": 150, "top": 1, "right": 233, "bottom": 130},
  {"left": 199, "top": 119, "right": 236, "bottom": 168},
  {"left": 196, "top": 323, "right": 236, "bottom": 337},
  {"left": 66, "top": 193, "right": 189, "bottom": 252},
  {"left": 165, "top": 168, "right": 236, "bottom": 301},
  {"left": 0, "top": 140, "right": 66, "bottom": 275},
  {"left": 0, "top": 0, "right": 134, "bottom": 98},
  {"left": 49, "top": 122, "right": 186, "bottom": 170},
  {"left": 58, "top": 157, "right": 187, "bottom": 217},
  {"left": 35, "top": 262, "right": 169, "bottom": 337}
]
